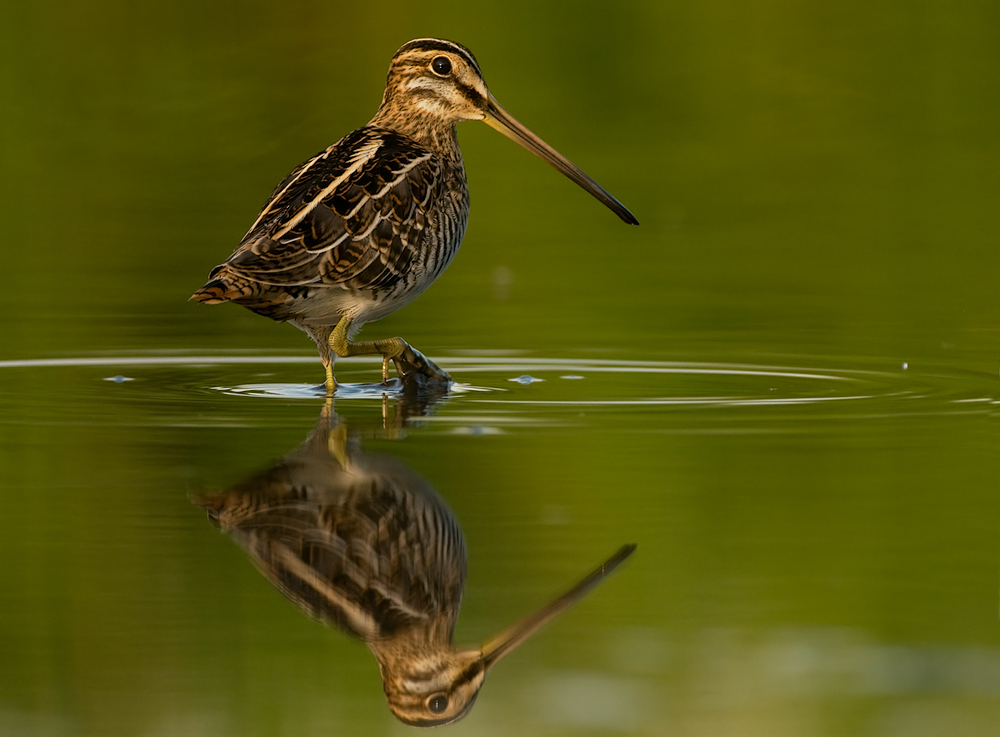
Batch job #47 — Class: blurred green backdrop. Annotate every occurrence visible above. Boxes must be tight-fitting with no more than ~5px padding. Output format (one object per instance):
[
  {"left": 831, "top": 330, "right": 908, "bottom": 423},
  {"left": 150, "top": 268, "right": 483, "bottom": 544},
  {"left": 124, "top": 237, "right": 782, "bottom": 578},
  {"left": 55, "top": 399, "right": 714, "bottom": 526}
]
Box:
[
  {"left": 1, "top": 1, "right": 998, "bottom": 736},
  {"left": 2, "top": 0, "right": 997, "bottom": 363}
]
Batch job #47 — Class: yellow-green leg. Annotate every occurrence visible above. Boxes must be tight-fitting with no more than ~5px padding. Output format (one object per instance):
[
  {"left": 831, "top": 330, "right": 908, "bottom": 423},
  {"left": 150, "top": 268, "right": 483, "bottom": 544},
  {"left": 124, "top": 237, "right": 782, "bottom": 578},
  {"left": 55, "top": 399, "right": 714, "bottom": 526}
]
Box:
[
  {"left": 318, "top": 399, "right": 350, "bottom": 467},
  {"left": 324, "top": 361, "right": 337, "bottom": 395},
  {"left": 329, "top": 315, "right": 452, "bottom": 385}
]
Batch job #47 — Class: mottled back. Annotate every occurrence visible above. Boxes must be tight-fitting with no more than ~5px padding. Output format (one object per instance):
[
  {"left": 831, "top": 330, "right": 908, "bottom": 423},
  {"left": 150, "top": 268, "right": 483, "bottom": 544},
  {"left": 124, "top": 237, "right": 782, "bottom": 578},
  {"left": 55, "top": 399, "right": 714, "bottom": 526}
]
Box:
[{"left": 198, "top": 414, "right": 466, "bottom": 643}]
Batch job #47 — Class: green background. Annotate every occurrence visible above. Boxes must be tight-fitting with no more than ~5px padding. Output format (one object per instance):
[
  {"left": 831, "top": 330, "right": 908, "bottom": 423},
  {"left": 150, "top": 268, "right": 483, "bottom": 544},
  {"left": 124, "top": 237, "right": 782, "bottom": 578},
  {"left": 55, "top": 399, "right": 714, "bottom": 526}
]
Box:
[{"left": 1, "top": 1, "right": 998, "bottom": 735}]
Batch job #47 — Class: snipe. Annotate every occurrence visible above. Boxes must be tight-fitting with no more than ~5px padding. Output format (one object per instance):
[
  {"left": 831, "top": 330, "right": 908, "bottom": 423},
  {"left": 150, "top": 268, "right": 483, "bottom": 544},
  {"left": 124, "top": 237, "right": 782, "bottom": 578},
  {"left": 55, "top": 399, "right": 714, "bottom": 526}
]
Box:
[
  {"left": 191, "top": 38, "right": 638, "bottom": 392},
  {"left": 196, "top": 406, "right": 636, "bottom": 726}
]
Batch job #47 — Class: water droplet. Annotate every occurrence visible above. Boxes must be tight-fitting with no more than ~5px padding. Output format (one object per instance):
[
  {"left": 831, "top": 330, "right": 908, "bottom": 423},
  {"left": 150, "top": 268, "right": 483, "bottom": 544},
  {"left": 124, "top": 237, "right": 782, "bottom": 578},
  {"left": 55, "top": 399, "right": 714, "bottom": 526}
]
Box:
[
  {"left": 450, "top": 425, "right": 504, "bottom": 436},
  {"left": 510, "top": 374, "right": 544, "bottom": 385}
]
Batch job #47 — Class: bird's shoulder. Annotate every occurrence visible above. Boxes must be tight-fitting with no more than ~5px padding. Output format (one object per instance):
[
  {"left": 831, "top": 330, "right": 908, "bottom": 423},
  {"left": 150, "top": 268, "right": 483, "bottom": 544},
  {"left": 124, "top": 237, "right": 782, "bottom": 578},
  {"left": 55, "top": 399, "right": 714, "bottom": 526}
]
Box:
[
  {"left": 222, "top": 127, "right": 444, "bottom": 288},
  {"left": 244, "top": 127, "right": 441, "bottom": 246}
]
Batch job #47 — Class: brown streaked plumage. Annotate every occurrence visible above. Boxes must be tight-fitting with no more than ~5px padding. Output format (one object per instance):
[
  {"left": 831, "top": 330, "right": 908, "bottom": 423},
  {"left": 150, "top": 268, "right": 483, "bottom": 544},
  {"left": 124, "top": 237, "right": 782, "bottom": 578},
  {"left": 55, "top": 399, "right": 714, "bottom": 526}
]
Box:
[
  {"left": 195, "top": 406, "right": 636, "bottom": 727},
  {"left": 191, "top": 38, "right": 638, "bottom": 393}
]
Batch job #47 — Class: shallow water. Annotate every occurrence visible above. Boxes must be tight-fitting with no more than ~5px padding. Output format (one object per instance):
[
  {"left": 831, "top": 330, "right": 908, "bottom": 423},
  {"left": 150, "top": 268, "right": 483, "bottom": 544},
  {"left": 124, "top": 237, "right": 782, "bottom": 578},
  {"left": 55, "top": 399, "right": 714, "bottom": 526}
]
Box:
[
  {"left": 3, "top": 1, "right": 1000, "bottom": 735},
  {"left": 1, "top": 350, "right": 997, "bottom": 736}
]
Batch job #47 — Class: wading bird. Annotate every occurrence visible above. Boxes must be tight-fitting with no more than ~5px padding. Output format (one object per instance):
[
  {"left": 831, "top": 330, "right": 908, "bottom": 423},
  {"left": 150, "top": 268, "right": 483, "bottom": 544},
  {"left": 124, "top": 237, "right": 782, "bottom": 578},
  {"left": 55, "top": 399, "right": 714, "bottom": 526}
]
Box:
[
  {"left": 192, "top": 38, "right": 638, "bottom": 392},
  {"left": 196, "top": 407, "right": 636, "bottom": 726}
]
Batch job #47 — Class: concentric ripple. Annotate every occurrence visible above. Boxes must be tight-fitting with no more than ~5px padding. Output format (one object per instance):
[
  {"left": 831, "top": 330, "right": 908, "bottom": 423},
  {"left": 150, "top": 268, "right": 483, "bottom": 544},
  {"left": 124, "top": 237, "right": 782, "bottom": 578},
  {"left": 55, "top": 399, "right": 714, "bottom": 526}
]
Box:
[{"left": 0, "top": 354, "right": 994, "bottom": 427}]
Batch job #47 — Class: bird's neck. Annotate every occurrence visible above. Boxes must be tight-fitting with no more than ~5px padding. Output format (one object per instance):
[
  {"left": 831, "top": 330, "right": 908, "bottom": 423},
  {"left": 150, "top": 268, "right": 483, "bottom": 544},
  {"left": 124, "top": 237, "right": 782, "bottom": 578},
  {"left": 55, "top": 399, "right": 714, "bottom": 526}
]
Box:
[{"left": 369, "top": 101, "right": 462, "bottom": 158}]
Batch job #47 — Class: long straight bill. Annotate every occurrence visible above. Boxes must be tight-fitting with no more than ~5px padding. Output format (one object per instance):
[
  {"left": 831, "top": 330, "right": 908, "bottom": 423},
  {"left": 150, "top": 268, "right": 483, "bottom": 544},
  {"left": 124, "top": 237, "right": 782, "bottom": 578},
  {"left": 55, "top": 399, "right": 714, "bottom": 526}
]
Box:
[
  {"left": 483, "top": 96, "right": 639, "bottom": 225},
  {"left": 481, "top": 544, "right": 637, "bottom": 670}
]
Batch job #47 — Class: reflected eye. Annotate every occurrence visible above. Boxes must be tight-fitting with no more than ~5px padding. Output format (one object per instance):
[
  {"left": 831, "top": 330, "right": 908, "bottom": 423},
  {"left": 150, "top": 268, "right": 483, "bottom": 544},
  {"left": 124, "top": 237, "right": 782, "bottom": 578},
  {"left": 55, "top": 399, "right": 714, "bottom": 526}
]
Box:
[
  {"left": 427, "top": 694, "right": 449, "bottom": 714},
  {"left": 431, "top": 56, "right": 452, "bottom": 76}
]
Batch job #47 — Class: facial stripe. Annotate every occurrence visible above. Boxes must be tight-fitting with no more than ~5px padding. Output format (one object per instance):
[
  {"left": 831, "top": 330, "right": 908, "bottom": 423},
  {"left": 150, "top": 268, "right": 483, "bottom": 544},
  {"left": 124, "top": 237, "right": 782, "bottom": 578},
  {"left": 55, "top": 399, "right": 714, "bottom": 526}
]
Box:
[
  {"left": 453, "top": 660, "right": 484, "bottom": 688},
  {"left": 395, "top": 71, "right": 486, "bottom": 120},
  {"left": 453, "top": 79, "right": 485, "bottom": 106},
  {"left": 394, "top": 38, "right": 481, "bottom": 77}
]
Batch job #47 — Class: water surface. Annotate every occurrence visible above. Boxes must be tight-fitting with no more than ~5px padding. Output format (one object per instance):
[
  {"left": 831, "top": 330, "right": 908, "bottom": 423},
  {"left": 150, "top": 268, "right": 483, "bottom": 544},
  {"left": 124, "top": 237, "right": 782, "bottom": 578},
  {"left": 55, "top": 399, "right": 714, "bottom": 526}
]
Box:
[{"left": 2, "top": 1, "right": 999, "bottom": 735}]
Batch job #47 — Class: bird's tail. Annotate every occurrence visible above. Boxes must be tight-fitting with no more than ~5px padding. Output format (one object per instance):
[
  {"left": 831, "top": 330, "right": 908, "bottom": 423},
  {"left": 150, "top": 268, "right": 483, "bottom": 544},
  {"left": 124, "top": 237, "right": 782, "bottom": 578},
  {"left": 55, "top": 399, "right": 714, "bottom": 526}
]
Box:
[
  {"left": 190, "top": 266, "right": 258, "bottom": 304},
  {"left": 190, "top": 280, "right": 230, "bottom": 304}
]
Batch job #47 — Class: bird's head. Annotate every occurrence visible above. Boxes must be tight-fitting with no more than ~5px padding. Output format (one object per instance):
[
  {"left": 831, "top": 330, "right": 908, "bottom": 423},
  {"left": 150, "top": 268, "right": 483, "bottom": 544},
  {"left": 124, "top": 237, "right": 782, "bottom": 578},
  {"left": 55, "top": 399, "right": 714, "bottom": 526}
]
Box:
[
  {"left": 380, "top": 38, "right": 490, "bottom": 126},
  {"left": 376, "top": 38, "right": 638, "bottom": 224},
  {"left": 378, "top": 544, "right": 637, "bottom": 727},
  {"left": 378, "top": 649, "right": 487, "bottom": 728}
]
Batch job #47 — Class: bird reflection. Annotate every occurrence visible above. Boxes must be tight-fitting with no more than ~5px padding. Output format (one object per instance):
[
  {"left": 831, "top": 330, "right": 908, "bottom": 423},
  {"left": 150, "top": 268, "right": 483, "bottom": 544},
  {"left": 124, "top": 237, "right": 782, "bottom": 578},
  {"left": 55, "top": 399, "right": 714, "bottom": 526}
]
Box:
[{"left": 196, "top": 403, "right": 635, "bottom": 726}]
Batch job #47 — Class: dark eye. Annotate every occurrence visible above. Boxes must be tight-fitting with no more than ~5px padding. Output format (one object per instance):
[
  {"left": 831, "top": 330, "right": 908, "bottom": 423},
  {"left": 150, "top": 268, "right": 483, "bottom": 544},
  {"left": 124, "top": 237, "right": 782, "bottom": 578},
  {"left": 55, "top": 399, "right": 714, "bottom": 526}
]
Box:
[
  {"left": 427, "top": 694, "right": 449, "bottom": 714},
  {"left": 431, "top": 56, "right": 452, "bottom": 76}
]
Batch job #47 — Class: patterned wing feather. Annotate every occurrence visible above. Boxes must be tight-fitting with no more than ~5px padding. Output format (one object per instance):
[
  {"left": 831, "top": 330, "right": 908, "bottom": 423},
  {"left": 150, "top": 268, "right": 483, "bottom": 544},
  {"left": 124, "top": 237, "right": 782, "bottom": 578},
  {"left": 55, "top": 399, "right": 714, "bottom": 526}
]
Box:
[
  {"left": 198, "top": 440, "right": 467, "bottom": 643},
  {"left": 224, "top": 128, "right": 441, "bottom": 291}
]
